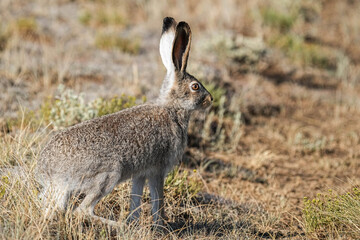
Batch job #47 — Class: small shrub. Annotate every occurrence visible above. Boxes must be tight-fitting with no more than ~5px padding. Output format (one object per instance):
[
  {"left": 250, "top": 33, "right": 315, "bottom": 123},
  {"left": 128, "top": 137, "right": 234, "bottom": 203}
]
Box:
[
  {"left": 5, "top": 109, "right": 38, "bottom": 133},
  {"left": 203, "top": 33, "right": 266, "bottom": 65},
  {"left": 302, "top": 44, "right": 337, "bottom": 70},
  {"left": 0, "top": 176, "right": 9, "bottom": 199},
  {"left": 0, "top": 27, "right": 9, "bottom": 51},
  {"left": 261, "top": 8, "right": 297, "bottom": 32},
  {"left": 95, "top": 33, "right": 140, "bottom": 54},
  {"left": 95, "top": 10, "right": 124, "bottom": 26},
  {"left": 299, "top": 2, "right": 322, "bottom": 23},
  {"left": 12, "top": 17, "right": 38, "bottom": 37},
  {"left": 303, "top": 188, "right": 360, "bottom": 238},
  {"left": 294, "top": 132, "right": 329, "bottom": 152},
  {"left": 96, "top": 95, "right": 141, "bottom": 117},
  {"left": 165, "top": 167, "right": 203, "bottom": 200},
  {"left": 199, "top": 96, "right": 243, "bottom": 152},
  {"left": 79, "top": 9, "right": 125, "bottom": 27},
  {"left": 41, "top": 85, "right": 143, "bottom": 129},
  {"left": 269, "top": 34, "right": 337, "bottom": 69},
  {"left": 78, "top": 10, "right": 92, "bottom": 25},
  {"left": 40, "top": 85, "right": 97, "bottom": 129}
]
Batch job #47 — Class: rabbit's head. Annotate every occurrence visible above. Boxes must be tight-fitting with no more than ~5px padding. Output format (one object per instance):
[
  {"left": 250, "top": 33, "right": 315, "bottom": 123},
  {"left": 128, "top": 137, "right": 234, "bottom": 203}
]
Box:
[{"left": 158, "top": 17, "right": 213, "bottom": 111}]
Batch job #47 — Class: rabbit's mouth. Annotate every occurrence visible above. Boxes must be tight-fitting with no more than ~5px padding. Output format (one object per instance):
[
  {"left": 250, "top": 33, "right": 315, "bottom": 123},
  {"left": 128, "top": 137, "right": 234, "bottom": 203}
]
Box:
[{"left": 201, "top": 95, "right": 213, "bottom": 109}]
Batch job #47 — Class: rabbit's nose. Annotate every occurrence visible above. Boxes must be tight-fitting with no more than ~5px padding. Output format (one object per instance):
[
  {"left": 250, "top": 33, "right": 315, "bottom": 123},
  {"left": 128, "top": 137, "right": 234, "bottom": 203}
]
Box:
[{"left": 210, "top": 95, "right": 213, "bottom": 101}]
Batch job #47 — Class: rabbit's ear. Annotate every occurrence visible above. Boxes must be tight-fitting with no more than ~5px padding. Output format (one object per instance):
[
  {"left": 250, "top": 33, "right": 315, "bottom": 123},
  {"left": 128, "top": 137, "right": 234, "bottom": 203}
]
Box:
[
  {"left": 172, "top": 22, "right": 191, "bottom": 73},
  {"left": 160, "top": 17, "right": 177, "bottom": 73}
]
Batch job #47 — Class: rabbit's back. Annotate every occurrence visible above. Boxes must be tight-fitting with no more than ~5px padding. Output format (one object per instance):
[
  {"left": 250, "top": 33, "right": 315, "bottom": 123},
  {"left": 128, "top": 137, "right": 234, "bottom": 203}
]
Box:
[{"left": 37, "top": 104, "right": 188, "bottom": 184}]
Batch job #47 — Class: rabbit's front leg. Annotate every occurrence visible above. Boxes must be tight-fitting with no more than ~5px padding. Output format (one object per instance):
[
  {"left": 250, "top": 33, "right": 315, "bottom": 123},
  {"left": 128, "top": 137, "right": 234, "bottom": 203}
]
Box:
[
  {"left": 128, "top": 175, "right": 146, "bottom": 223},
  {"left": 148, "top": 173, "right": 165, "bottom": 226}
]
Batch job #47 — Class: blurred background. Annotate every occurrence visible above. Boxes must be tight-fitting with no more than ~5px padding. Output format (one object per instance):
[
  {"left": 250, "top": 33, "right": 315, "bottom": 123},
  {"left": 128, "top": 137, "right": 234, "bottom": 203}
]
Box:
[{"left": 1, "top": 0, "right": 360, "bottom": 239}]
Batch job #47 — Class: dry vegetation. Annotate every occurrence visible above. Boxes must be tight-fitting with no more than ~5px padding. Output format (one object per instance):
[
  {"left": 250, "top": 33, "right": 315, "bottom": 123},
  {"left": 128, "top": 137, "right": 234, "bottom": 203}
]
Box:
[{"left": 1, "top": 0, "right": 360, "bottom": 239}]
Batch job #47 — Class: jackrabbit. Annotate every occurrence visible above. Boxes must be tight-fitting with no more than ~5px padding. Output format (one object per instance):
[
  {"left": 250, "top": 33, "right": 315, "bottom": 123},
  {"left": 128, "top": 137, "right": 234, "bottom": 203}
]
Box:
[{"left": 36, "top": 17, "right": 213, "bottom": 227}]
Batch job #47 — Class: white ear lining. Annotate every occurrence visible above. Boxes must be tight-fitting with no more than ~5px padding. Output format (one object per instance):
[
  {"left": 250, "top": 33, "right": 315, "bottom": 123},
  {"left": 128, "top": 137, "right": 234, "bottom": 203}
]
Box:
[{"left": 159, "top": 30, "right": 175, "bottom": 73}]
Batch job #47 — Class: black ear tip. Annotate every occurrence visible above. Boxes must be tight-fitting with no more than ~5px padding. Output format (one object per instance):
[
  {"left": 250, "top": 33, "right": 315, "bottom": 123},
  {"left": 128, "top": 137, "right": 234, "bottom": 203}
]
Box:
[
  {"left": 163, "top": 17, "right": 175, "bottom": 23},
  {"left": 162, "top": 17, "right": 176, "bottom": 34},
  {"left": 176, "top": 21, "right": 191, "bottom": 34}
]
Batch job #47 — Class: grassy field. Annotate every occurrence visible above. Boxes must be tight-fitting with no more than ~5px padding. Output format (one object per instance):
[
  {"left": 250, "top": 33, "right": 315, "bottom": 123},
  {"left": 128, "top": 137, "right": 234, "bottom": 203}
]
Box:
[{"left": 1, "top": 0, "right": 360, "bottom": 239}]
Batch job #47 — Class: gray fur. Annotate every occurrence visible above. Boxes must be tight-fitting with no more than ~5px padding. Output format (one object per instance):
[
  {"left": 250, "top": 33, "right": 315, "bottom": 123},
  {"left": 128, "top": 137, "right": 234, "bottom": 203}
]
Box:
[{"left": 36, "top": 17, "right": 213, "bottom": 227}]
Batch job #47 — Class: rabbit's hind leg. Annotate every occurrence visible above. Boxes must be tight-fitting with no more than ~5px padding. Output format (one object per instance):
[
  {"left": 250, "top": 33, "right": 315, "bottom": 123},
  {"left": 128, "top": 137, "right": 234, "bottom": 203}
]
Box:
[
  {"left": 74, "top": 172, "right": 121, "bottom": 226},
  {"left": 75, "top": 191, "right": 120, "bottom": 227}
]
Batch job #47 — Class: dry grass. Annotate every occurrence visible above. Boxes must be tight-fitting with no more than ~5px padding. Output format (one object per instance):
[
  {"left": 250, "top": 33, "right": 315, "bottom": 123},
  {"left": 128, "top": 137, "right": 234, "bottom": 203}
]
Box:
[
  {"left": 1, "top": 0, "right": 360, "bottom": 239},
  {"left": 303, "top": 188, "right": 360, "bottom": 239},
  {"left": 0, "top": 118, "right": 269, "bottom": 239}
]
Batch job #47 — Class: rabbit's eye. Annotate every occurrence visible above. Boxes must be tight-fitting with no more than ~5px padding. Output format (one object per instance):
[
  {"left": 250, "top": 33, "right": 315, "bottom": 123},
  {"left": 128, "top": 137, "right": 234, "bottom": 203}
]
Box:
[{"left": 191, "top": 83, "right": 199, "bottom": 91}]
